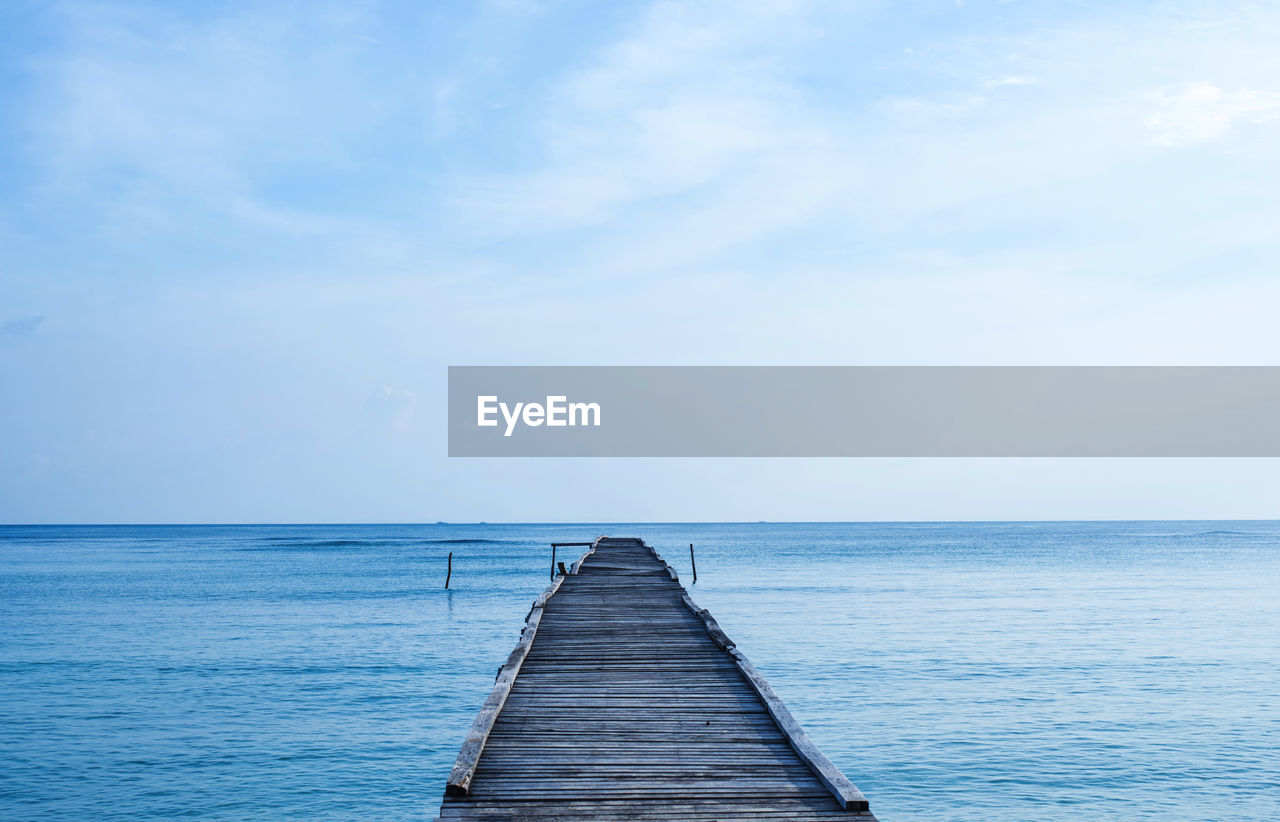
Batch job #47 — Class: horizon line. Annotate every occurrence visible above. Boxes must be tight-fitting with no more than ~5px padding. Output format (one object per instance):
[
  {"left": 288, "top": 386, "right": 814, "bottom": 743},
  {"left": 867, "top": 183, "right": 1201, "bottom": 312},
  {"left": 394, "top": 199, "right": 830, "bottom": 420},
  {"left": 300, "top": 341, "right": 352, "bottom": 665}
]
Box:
[{"left": 3, "top": 518, "right": 1279, "bottom": 527}]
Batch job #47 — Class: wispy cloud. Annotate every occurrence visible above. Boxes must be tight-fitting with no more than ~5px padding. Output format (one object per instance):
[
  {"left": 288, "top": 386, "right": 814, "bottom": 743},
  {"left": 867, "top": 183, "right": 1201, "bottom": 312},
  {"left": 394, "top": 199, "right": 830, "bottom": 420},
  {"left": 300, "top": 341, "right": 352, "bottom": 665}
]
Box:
[
  {"left": 453, "top": 0, "right": 851, "bottom": 246},
  {"left": 0, "top": 315, "right": 45, "bottom": 337},
  {"left": 446, "top": 0, "right": 1280, "bottom": 284},
  {"left": 23, "top": 3, "right": 443, "bottom": 262},
  {"left": 1145, "top": 82, "right": 1280, "bottom": 146},
  {"left": 983, "top": 75, "right": 1039, "bottom": 89}
]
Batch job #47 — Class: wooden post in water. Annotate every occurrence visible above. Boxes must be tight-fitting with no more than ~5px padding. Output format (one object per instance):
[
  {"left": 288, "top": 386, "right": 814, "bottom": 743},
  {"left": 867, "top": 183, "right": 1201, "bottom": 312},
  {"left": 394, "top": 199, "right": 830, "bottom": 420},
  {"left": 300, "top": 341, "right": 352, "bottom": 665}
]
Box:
[
  {"left": 550, "top": 544, "right": 556, "bottom": 580},
  {"left": 690, "top": 543, "right": 697, "bottom": 584},
  {"left": 445, "top": 552, "right": 452, "bottom": 589}
]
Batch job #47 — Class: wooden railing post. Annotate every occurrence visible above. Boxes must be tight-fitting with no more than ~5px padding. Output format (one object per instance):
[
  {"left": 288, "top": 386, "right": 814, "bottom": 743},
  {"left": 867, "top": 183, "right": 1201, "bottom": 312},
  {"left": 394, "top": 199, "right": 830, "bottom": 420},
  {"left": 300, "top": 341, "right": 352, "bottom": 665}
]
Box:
[{"left": 550, "top": 542, "right": 593, "bottom": 580}]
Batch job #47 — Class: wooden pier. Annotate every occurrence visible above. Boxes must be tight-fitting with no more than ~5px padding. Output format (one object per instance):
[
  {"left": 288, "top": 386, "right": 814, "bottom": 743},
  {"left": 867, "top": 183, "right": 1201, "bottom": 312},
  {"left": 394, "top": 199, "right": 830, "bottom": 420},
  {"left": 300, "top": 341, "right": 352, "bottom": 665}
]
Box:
[{"left": 436, "top": 537, "right": 876, "bottom": 821}]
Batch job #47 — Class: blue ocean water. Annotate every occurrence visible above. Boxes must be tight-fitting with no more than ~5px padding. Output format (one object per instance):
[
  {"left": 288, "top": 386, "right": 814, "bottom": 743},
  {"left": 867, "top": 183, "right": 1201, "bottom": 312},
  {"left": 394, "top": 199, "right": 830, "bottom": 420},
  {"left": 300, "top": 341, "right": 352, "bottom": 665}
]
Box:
[{"left": 1, "top": 522, "right": 1277, "bottom": 821}]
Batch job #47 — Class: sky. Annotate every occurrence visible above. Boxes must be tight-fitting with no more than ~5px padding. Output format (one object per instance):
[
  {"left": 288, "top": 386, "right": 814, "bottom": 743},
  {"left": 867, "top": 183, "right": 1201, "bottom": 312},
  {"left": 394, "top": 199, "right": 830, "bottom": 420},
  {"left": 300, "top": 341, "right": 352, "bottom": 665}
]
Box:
[{"left": 3, "top": 0, "right": 1280, "bottom": 523}]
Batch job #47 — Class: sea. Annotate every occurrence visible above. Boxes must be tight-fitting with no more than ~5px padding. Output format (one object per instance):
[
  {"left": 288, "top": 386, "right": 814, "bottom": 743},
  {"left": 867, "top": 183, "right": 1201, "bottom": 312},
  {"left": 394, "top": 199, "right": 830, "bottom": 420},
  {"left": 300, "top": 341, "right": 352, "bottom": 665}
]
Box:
[{"left": 1, "top": 522, "right": 1277, "bottom": 821}]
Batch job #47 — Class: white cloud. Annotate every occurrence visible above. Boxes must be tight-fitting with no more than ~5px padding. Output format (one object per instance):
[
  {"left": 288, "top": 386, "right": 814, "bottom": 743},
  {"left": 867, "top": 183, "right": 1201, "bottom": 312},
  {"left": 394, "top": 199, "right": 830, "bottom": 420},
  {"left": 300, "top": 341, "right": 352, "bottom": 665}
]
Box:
[
  {"left": 983, "top": 75, "right": 1039, "bottom": 89},
  {"left": 1145, "top": 82, "right": 1280, "bottom": 146}
]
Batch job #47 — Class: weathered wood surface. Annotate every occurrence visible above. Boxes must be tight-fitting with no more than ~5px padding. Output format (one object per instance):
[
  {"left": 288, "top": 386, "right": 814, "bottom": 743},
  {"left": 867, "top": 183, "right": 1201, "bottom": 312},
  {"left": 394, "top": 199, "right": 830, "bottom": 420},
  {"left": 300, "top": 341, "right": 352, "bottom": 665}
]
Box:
[{"left": 437, "top": 537, "right": 876, "bottom": 821}]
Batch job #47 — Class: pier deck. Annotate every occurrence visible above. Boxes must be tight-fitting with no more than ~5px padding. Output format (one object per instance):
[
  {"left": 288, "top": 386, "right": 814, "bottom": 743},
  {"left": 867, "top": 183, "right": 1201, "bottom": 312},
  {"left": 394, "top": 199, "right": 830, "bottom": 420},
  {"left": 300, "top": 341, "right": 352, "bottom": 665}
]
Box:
[{"left": 437, "top": 537, "right": 876, "bottom": 821}]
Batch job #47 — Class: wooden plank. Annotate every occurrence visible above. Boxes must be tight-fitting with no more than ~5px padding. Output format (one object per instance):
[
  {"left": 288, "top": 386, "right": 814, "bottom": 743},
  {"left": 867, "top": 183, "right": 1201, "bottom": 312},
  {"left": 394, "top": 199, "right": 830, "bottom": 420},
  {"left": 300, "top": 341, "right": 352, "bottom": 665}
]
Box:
[{"left": 443, "top": 537, "right": 603, "bottom": 797}]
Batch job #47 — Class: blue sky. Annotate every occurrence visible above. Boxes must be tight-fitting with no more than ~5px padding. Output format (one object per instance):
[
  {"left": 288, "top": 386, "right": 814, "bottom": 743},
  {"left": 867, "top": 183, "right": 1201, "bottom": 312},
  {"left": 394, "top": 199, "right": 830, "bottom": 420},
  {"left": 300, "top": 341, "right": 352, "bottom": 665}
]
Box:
[{"left": 3, "top": 0, "right": 1280, "bottom": 522}]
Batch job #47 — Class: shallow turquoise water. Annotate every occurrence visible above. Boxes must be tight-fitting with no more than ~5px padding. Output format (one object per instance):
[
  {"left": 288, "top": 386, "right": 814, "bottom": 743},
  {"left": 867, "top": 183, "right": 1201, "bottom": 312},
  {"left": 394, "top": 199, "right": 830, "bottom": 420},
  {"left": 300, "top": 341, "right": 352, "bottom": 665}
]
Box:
[{"left": 1, "top": 522, "right": 1277, "bottom": 821}]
